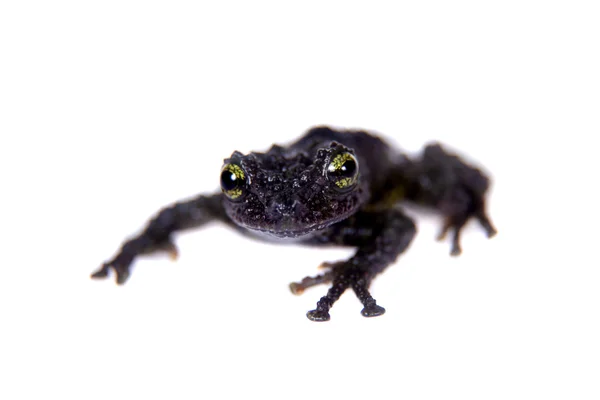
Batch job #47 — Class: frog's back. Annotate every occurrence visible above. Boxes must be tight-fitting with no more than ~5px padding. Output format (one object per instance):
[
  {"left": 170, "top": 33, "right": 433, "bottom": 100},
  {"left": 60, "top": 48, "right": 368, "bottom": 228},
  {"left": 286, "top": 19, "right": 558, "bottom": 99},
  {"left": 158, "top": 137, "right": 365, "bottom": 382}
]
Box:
[{"left": 289, "top": 126, "right": 390, "bottom": 156}]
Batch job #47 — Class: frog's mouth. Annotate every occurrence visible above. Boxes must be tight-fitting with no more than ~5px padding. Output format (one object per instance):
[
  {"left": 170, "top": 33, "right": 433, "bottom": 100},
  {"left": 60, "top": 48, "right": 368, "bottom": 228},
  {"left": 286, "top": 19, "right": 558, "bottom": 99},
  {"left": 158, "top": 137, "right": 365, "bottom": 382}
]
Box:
[
  {"left": 246, "top": 225, "right": 323, "bottom": 240},
  {"left": 240, "top": 212, "right": 353, "bottom": 239},
  {"left": 224, "top": 183, "right": 367, "bottom": 239}
]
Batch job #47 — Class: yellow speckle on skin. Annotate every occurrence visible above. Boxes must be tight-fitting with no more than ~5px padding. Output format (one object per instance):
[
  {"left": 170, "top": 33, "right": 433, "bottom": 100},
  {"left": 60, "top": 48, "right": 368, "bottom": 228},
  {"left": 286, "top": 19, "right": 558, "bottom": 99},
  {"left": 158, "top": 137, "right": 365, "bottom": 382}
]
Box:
[
  {"left": 365, "top": 185, "right": 406, "bottom": 211},
  {"left": 385, "top": 185, "right": 405, "bottom": 205}
]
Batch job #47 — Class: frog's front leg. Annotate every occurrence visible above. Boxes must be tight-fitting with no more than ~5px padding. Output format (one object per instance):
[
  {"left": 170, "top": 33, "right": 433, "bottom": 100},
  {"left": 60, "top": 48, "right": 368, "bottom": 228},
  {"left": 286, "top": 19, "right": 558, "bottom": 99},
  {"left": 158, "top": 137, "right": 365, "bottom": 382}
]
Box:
[
  {"left": 300, "top": 209, "right": 417, "bottom": 321},
  {"left": 91, "top": 193, "right": 227, "bottom": 284}
]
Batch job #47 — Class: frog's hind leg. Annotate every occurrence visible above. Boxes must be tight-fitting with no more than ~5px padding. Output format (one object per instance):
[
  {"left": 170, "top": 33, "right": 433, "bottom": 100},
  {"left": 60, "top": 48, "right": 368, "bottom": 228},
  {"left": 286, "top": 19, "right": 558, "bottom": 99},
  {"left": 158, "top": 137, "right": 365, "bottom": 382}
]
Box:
[
  {"left": 303, "top": 208, "right": 417, "bottom": 321},
  {"left": 402, "top": 142, "right": 497, "bottom": 255}
]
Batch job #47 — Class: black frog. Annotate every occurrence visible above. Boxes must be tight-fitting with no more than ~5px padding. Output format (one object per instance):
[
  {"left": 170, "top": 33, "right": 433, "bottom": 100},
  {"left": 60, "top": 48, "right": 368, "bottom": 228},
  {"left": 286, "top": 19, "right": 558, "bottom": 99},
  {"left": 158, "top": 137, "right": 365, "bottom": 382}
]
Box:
[{"left": 92, "top": 126, "right": 496, "bottom": 321}]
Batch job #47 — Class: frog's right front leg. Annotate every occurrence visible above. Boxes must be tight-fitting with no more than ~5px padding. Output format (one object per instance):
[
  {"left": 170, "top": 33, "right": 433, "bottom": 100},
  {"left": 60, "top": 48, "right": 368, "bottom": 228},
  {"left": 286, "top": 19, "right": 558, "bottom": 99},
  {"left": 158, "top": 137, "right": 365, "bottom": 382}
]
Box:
[
  {"left": 91, "top": 192, "right": 228, "bottom": 284},
  {"left": 298, "top": 208, "right": 417, "bottom": 321}
]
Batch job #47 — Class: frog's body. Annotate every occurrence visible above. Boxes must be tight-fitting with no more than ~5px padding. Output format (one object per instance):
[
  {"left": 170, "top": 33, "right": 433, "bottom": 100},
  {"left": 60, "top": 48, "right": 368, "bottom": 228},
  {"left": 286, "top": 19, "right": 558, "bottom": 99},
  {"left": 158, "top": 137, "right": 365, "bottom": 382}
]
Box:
[{"left": 92, "top": 126, "right": 496, "bottom": 321}]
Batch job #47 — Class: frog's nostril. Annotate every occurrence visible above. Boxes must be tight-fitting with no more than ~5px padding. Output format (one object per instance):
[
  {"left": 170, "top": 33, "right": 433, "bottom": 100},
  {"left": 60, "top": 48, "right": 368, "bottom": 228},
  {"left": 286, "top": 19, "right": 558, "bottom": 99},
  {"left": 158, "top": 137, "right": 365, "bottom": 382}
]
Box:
[
  {"left": 266, "top": 198, "right": 288, "bottom": 218},
  {"left": 291, "top": 199, "right": 308, "bottom": 217},
  {"left": 267, "top": 195, "right": 308, "bottom": 220}
]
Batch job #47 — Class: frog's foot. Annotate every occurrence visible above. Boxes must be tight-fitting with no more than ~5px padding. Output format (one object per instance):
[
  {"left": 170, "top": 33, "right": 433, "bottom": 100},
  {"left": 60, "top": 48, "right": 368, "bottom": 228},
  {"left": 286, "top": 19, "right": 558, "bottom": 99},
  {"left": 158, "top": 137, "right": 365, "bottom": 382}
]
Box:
[
  {"left": 91, "top": 238, "right": 179, "bottom": 284},
  {"left": 420, "top": 143, "right": 497, "bottom": 255},
  {"left": 305, "top": 266, "right": 385, "bottom": 321},
  {"left": 91, "top": 253, "right": 134, "bottom": 285},
  {"left": 436, "top": 198, "right": 497, "bottom": 256}
]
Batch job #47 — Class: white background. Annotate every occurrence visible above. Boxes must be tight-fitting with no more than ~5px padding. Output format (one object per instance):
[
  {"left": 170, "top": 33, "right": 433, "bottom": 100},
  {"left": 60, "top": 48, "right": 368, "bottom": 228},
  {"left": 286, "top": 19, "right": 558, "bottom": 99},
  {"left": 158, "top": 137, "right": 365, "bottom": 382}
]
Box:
[{"left": 1, "top": 1, "right": 599, "bottom": 399}]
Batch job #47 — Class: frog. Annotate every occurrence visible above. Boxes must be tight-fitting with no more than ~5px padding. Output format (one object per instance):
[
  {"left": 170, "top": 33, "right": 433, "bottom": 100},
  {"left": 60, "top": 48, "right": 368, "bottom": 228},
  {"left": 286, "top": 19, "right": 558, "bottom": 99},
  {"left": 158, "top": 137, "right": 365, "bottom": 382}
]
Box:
[{"left": 91, "top": 126, "right": 497, "bottom": 321}]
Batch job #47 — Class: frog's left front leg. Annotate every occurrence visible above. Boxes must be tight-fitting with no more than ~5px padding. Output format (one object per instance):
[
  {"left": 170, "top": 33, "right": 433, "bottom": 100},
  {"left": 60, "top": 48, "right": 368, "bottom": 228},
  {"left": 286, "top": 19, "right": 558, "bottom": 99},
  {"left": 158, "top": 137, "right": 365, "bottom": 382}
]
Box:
[{"left": 300, "top": 209, "right": 416, "bottom": 321}]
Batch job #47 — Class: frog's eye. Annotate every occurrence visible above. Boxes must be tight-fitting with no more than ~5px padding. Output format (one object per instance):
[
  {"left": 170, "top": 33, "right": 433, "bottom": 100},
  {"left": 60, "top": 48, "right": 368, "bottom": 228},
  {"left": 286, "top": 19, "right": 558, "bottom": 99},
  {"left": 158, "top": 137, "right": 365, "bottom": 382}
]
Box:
[
  {"left": 326, "top": 152, "right": 359, "bottom": 191},
  {"left": 220, "top": 163, "right": 247, "bottom": 200}
]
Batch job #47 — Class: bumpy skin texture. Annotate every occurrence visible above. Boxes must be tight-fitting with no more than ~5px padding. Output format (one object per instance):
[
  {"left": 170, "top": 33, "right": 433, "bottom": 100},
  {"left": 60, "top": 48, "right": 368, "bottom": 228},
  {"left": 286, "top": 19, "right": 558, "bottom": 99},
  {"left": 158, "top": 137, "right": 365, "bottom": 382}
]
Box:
[{"left": 92, "top": 126, "right": 496, "bottom": 321}]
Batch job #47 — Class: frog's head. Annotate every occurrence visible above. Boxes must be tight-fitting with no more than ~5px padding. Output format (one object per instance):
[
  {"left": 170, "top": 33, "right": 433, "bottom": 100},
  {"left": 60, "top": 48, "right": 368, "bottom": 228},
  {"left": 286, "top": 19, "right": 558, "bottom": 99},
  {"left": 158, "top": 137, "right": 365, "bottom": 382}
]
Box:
[{"left": 219, "top": 141, "right": 368, "bottom": 238}]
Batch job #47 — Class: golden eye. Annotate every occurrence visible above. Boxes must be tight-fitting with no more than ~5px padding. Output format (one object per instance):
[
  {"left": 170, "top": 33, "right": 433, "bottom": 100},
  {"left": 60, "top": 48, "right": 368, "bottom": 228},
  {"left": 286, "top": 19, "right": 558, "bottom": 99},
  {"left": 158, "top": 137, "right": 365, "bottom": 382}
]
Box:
[
  {"left": 326, "top": 152, "right": 359, "bottom": 190},
  {"left": 220, "top": 163, "right": 246, "bottom": 199}
]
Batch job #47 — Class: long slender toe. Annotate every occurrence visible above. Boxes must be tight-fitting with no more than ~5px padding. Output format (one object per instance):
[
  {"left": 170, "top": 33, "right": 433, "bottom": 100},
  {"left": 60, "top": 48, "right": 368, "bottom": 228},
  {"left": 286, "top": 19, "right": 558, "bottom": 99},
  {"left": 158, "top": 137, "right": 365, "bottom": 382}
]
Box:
[
  {"left": 115, "top": 269, "right": 130, "bottom": 285},
  {"left": 306, "top": 309, "right": 331, "bottom": 322},
  {"left": 477, "top": 214, "right": 497, "bottom": 238},
  {"left": 361, "top": 304, "right": 385, "bottom": 317},
  {"left": 90, "top": 264, "right": 110, "bottom": 279},
  {"left": 289, "top": 282, "right": 304, "bottom": 295},
  {"left": 450, "top": 242, "right": 462, "bottom": 256}
]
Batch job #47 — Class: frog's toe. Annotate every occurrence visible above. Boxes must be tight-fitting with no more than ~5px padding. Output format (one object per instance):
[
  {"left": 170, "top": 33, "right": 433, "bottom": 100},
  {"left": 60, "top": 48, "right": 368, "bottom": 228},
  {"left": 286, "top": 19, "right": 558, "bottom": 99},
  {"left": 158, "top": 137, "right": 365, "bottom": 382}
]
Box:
[
  {"left": 361, "top": 304, "right": 386, "bottom": 317},
  {"left": 306, "top": 309, "right": 331, "bottom": 321},
  {"left": 289, "top": 282, "right": 304, "bottom": 295},
  {"left": 318, "top": 261, "right": 342, "bottom": 270},
  {"left": 436, "top": 216, "right": 467, "bottom": 256},
  {"left": 438, "top": 202, "right": 496, "bottom": 256},
  {"left": 289, "top": 271, "right": 333, "bottom": 295},
  {"left": 91, "top": 259, "right": 132, "bottom": 285},
  {"left": 475, "top": 209, "right": 497, "bottom": 238},
  {"left": 90, "top": 263, "right": 111, "bottom": 279},
  {"left": 450, "top": 243, "right": 462, "bottom": 257},
  {"left": 115, "top": 268, "right": 131, "bottom": 285}
]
